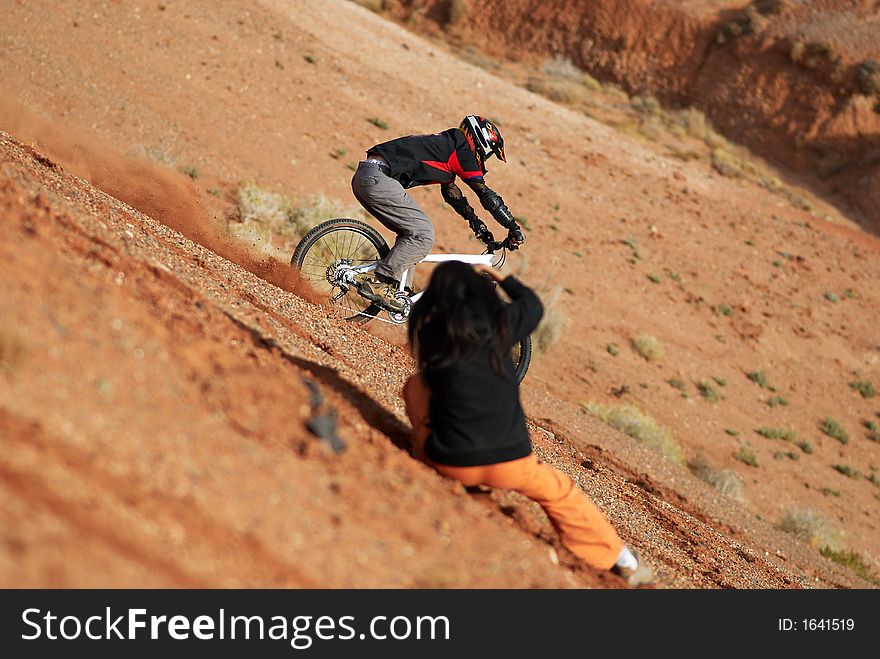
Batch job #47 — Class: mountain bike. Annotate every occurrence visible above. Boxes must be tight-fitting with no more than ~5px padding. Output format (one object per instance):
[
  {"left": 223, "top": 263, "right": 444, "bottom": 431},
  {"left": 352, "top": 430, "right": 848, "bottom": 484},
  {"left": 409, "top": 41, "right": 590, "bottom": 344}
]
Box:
[{"left": 291, "top": 218, "right": 532, "bottom": 383}]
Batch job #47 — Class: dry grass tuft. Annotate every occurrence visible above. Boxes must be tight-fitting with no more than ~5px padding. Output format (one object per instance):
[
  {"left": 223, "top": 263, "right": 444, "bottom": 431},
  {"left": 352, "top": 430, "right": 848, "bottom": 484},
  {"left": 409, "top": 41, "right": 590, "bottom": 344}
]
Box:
[
  {"left": 779, "top": 509, "right": 845, "bottom": 551},
  {"left": 631, "top": 334, "right": 664, "bottom": 362},
  {"left": 580, "top": 401, "right": 684, "bottom": 464},
  {"left": 232, "top": 185, "right": 364, "bottom": 259},
  {"left": 236, "top": 185, "right": 361, "bottom": 243},
  {"left": 688, "top": 454, "right": 745, "bottom": 502}
]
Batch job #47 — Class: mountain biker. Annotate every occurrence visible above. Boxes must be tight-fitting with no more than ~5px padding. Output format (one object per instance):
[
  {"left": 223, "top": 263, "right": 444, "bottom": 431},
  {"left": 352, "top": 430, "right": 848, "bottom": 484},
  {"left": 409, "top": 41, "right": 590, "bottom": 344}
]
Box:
[
  {"left": 351, "top": 115, "right": 526, "bottom": 312},
  {"left": 402, "top": 261, "right": 655, "bottom": 587}
]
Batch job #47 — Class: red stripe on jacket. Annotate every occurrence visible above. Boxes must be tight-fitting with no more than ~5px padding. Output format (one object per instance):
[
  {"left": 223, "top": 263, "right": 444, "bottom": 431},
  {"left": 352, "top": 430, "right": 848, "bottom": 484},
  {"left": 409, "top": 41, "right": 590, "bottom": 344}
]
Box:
[{"left": 422, "top": 150, "right": 483, "bottom": 181}]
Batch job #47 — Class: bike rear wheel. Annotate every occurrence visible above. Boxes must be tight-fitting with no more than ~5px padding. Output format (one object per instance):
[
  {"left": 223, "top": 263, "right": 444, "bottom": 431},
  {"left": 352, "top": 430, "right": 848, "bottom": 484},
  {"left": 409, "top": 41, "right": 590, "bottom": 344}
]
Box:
[
  {"left": 512, "top": 335, "right": 532, "bottom": 384},
  {"left": 291, "top": 218, "right": 389, "bottom": 324}
]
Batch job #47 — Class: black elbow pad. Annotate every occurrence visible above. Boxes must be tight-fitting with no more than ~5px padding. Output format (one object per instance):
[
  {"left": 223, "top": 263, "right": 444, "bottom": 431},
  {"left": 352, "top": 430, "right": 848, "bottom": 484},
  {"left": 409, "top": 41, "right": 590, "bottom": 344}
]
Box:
[{"left": 479, "top": 189, "right": 516, "bottom": 228}]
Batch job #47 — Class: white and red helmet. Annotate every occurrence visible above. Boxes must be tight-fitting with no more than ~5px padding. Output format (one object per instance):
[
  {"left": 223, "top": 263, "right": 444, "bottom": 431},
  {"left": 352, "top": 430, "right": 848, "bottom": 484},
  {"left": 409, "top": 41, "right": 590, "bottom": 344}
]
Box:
[{"left": 459, "top": 115, "right": 506, "bottom": 165}]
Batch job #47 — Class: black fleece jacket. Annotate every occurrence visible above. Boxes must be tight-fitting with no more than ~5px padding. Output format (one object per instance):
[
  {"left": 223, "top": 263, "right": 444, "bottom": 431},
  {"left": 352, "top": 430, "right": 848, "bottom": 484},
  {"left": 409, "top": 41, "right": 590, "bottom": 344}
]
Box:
[{"left": 420, "top": 276, "right": 543, "bottom": 467}]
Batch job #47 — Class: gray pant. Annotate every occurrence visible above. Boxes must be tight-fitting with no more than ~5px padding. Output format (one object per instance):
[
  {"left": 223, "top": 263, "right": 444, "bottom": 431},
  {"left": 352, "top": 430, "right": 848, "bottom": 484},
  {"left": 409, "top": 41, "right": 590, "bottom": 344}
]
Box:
[{"left": 351, "top": 162, "right": 434, "bottom": 281}]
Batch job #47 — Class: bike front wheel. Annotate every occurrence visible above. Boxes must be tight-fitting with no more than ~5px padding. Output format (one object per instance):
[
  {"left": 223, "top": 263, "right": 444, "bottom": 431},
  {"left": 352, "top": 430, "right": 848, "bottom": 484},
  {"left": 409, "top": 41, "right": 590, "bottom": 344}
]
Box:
[{"left": 291, "top": 218, "right": 389, "bottom": 324}]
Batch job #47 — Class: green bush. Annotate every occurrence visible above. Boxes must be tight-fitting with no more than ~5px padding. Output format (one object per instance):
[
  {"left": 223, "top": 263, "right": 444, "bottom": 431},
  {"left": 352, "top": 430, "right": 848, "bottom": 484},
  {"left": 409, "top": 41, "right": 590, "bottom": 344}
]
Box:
[
  {"left": 821, "top": 417, "right": 849, "bottom": 444},
  {"left": 756, "top": 427, "right": 796, "bottom": 441},
  {"left": 833, "top": 464, "right": 861, "bottom": 479},
  {"left": 849, "top": 381, "right": 876, "bottom": 399},
  {"left": 697, "top": 382, "right": 722, "bottom": 403},
  {"left": 667, "top": 378, "right": 686, "bottom": 391},
  {"left": 747, "top": 370, "right": 770, "bottom": 388},
  {"left": 734, "top": 446, "right": 759, "bottom": 467}
]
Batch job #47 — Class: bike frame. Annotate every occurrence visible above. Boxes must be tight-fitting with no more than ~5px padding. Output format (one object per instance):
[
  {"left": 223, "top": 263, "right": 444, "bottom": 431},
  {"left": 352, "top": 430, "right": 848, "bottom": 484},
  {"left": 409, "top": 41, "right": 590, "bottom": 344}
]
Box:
[{"left": 341, "top": 252, "right": 496, "bottom": 306}]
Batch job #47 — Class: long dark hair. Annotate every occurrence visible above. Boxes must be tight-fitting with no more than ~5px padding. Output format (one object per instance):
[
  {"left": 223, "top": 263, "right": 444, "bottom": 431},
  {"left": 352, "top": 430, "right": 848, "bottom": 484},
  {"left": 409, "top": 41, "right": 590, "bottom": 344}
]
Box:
[{"left": 408, "top": 261, "right": 511, "bottom": 377}]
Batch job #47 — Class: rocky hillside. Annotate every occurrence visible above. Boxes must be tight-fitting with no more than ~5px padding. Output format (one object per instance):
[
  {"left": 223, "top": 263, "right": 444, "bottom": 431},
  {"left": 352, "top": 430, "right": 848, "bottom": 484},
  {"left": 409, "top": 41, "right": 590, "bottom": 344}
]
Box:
[{"left": 1, "top": 0, "right": 878, "bottom": 587}]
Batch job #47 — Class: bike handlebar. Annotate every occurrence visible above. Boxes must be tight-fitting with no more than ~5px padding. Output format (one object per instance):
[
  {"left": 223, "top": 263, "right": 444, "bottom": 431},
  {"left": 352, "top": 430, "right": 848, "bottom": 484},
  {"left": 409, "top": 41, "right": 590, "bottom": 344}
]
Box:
[{"left": 482, "top": 236, "right": 521, "bottom": 253}]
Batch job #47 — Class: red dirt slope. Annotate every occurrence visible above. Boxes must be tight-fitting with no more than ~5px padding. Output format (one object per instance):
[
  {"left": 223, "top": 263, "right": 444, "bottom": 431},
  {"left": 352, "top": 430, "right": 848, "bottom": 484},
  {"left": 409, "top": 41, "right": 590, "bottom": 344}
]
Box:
[
  {"left": 1, "top": 0, "right": 878, "bottom": 587},
  {"left": 0, "top": 132, "right": 869, "bottom": 588}
]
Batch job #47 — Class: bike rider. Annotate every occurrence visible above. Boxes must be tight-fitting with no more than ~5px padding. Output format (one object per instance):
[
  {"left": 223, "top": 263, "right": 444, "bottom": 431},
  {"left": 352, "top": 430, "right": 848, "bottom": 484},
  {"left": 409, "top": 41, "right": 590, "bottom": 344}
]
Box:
[{"left": 350, "top": 115, "right": 526, "bottom": 312}]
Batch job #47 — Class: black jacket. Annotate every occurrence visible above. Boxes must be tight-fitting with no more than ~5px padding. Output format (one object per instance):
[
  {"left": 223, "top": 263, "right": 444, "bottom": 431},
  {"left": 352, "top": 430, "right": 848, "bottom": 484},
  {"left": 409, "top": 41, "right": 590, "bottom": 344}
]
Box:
[
  {"left": 419, "top": 276, "right": 543, "bottom": 467},
  {"left": 369, "top": 128, "right": 485, "bottom": 189}
]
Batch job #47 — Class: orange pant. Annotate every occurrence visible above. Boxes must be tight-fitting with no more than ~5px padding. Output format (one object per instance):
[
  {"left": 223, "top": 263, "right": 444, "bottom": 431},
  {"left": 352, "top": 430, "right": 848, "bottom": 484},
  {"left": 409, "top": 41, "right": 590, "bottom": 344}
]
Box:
[{"left": 403, "top": 375, "right": 624, "bottom": 570}]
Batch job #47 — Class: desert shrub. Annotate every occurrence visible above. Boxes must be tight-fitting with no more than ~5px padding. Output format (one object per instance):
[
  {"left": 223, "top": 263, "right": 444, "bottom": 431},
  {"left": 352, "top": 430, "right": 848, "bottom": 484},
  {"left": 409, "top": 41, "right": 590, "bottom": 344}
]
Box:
[
  {"left": 631, "top": 334, "right": 664, "bottom": 362},
  {"left": 767, "top": 395, "right": 789, "bottom": 407},
  {"left": 865, "top": 420, "right": 880, "bottom": 441},
  {"left": 715, "top": 304, "right": 733, "bottom": 317},
  {"left": 697, "top": 382, "right": 721, "bottom": 403},
  {"left": 819, "top": 548, "right": 878, "bottom": 584},
  {"left": 821, "top": 417, "right": 849, "bottom": 444},
  {"left": 747, "top": 370, "right": 770, "bottom": 388},
  {"left": 756, "top": 427, "right": 796, "bottom": 441},
  {"left": 671, "top": 107, "right": 726, "bottom": 148},
  {"left": 666, "top": 377, "right": 686, "bottom": 391},
  {"left": 849, "top": 381, "right": 876, "bottom": 399},
  {"left": 236, "top": 186, "right": 357, "bottom": 239},
  {"left": 734, "top": 446, "right": 759, "bottom": 467},
  {"left": 780, "top": 509, "right": 845, "bottom": 551},
  {"left": 711, "top": 148, "right": 744, "bottom": 177},
  {"left": 724, "top": 428, "right": 740, "bottom": 436},
  {"left": 532, "top": 288, "right": 565, "bottom": 356},
  {"left": 796, "top": 440, "right": 814, "bottom": 454},
  {"left": 0, "top": 327, "right": 26, "bottom": 373},
  {"left": 543, "top": 55, "right": 602, "bottom": 90},
  {"left": 367, "top": 117, "right": 389, "bottom": 129},
  {"left": 833, "top": 464, "right": 861, "bottom": 479},
  {"left": 179, "top": 165, "right": 199, "bottom": 180},
  {"left": 528, "top": 55, "right": 605, "bottom": 106},
  {"left": 526, "top": 77, "right": 593, "bottom": 106},
  {"left": 580, "top": 402, "right": 684, "bottom": 464},
  {"left": 630, "top": 95, "right": 662, "bottom": 116},
  {"left": 785, "top": 188, "right": 813, "bottom": 211},
  {"left": 687, "top": 455, "right": 745, "bottom": 502}
]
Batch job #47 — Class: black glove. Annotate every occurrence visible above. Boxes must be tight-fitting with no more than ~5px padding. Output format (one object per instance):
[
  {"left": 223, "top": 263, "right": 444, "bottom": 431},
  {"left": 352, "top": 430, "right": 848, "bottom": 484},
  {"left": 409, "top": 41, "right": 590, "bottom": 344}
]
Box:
[
  {"left": 507, "top": 225, "right": 526, "bottom": 250},
  {"left": 469, "top": 218, "right": 492, "bottom": 242}
]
